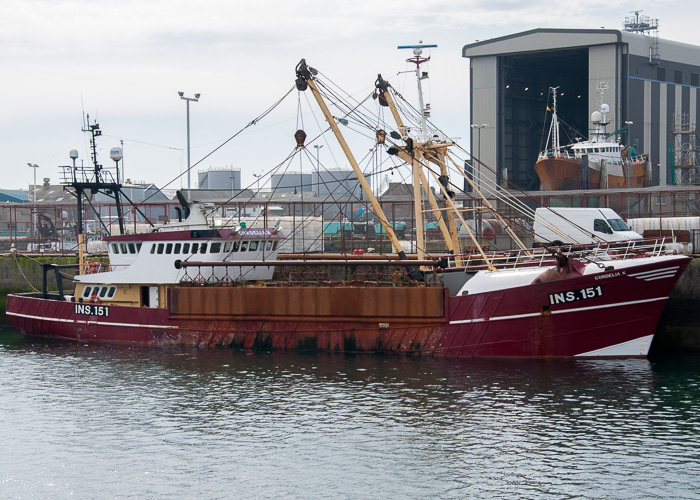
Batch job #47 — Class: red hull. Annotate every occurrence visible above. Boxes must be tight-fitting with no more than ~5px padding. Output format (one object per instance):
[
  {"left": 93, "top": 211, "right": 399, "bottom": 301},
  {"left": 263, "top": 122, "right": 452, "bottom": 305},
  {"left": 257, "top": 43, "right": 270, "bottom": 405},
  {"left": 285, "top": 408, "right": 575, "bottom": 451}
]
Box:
[
  {"left": 535, "top": 158, "right": 646, "bottom": 191},
  {"left": 6, "top": 255, "right": 690, "bottom": 358}
]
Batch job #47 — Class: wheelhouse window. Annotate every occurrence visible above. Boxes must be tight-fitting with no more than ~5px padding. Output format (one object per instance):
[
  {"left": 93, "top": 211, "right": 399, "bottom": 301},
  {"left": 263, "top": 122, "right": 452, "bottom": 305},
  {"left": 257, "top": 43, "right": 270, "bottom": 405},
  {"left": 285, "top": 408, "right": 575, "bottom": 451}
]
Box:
[
  {"left": 182, "top": 243, "right": 190, "bottom": 253},
  {"left": 174, "top": 243, "right": 182, "bottom": 254},
  {"left": 128, "top": 243, "right": 136, "bottom": 254},
  {"left": 232, "top": 241, "right": 240, "bottom": 252},
  {"left": 210, "top": 242, "right": 221, "bottom": 253},
  {"left": 200, "top": 243, "right": 208, "bottom": 254},
  {"left": 157, "top": 243, "right": 164, "bottom": 254},
  {"left": 112, "top": 244, "right": 120, "bottom": 254},
  {"left": 120, "top": 243, "right": 128, "bottom": 254},
  {"left": 166, "top": 243, "right": 173, "bottom": 254},
  {"left": 266, "top": 241, "right": 273, "bottom": 251},
  {"left": 224, "top": 241, "right": 232, "bottom": 252},
  {"left": 249, "top": 241, "right": 258, "bottom": 251},
  {"left": 191, "top": 243, "right": 199, "bottom": 254},
  {"left": 241, "top": 241, "right": 249, "bottom": 252},
  {"left": 81, "top": 285, "right": 117, "bottom": 300}
]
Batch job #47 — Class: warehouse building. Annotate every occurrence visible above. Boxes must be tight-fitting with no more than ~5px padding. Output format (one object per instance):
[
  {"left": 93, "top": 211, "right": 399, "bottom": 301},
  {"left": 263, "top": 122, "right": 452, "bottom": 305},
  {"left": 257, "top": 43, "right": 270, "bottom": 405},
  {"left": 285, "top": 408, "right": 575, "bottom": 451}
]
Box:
[{"left": 463, "top": 21, "right": 700, "bottom": 191}]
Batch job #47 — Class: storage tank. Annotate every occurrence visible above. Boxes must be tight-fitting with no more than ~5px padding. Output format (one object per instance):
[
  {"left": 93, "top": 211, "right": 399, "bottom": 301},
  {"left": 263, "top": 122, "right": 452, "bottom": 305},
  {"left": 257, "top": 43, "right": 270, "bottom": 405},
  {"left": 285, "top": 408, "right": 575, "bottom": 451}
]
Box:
[
  {"left": 271, "top": 172, "right": 313, "bottom": 193},
  {"left": 198, "top": 168, "right": 241, "bottom": 189},
  {"left": 313, "top": 169, "right": 361, "bottom": 197},
  {"left": 626, "top": 217, "right": 699, "bottom": 253}
]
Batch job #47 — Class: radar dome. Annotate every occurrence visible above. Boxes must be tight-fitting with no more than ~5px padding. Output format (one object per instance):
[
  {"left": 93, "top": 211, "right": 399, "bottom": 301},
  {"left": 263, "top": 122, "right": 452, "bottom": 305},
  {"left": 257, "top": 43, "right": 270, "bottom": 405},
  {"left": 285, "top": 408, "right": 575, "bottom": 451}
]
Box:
[
  {"left": 591, "top": 111, "right": 603, "bottom": 123},
  {"left": 110, "top": 147, "right": 123, "bottom": 162},
  {"left": 600, "top": 103, "right": 610, "bottom": 113}
]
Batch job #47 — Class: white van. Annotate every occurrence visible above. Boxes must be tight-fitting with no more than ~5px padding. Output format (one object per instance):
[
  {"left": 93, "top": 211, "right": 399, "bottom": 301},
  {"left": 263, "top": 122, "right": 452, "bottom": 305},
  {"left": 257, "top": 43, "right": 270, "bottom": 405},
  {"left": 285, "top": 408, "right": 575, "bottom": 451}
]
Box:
[{"left": 533, "top": 207, "right": 643, "bottom": 246}]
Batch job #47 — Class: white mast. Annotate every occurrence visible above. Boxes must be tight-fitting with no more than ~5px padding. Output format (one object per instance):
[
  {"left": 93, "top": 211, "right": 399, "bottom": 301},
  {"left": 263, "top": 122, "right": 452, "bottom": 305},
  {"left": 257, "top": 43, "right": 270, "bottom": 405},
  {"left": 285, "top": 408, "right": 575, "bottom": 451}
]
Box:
[
  {"left": 398, "top": 42, "right": 436, "bottom": 142},
  {"left": 548, "top": 87, "right": 560, "bottom": 154}
]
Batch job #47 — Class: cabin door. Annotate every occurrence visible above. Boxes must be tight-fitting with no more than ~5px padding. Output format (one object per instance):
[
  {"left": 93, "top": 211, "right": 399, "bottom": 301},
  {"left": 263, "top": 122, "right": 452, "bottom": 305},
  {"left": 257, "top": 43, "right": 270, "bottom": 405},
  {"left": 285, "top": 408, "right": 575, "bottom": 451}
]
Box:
[
  {"left": 149, "top": 286, "right": 159, "bottom": 308},
  {"left": 141, "top": 286, "right": 159, "bottom": 308}
]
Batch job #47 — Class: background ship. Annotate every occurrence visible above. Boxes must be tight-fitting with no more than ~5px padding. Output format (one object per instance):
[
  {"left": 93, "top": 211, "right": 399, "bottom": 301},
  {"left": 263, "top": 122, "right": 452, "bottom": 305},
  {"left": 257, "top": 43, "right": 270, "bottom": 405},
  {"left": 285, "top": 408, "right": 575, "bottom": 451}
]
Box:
[{"left": 535, "top": 87, "right": 648, "bottom": 190}]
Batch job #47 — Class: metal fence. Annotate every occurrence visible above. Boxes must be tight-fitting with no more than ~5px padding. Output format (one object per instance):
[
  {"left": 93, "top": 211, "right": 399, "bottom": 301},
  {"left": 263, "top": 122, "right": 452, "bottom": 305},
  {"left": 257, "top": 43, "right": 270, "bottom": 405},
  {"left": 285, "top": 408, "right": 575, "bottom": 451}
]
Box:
[{"left": 3, "top": 185, "right": 700, "bottom": 255}]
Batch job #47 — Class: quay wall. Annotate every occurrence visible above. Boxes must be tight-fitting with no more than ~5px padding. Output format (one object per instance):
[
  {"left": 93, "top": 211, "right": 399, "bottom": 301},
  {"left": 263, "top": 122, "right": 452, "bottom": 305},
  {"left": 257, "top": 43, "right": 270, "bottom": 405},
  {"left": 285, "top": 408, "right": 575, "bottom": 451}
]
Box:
[
  {"left": 655, "top": 256, "right": 700, "bottom": 351},
  {"left": 2, "top": 253, "right": 700, "bottom": 352},
  {"left": 0, "top": 254, "right": 105, "bottom": 324}
]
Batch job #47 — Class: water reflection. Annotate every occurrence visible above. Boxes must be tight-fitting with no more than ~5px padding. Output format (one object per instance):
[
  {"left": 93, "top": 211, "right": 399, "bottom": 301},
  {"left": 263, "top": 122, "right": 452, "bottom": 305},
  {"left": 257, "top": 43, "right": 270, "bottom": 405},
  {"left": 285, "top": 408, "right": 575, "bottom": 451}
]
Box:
[{"left": 1, "top": 331, "right": 699, "bottom": 499}]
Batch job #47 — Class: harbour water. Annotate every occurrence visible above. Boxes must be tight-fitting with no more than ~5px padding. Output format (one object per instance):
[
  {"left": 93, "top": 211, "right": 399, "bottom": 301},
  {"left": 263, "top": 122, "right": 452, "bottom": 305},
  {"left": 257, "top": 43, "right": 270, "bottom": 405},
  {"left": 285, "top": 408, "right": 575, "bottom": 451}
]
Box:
[{"left": 1, "top": 328, "right": 699, "bottom": 500}]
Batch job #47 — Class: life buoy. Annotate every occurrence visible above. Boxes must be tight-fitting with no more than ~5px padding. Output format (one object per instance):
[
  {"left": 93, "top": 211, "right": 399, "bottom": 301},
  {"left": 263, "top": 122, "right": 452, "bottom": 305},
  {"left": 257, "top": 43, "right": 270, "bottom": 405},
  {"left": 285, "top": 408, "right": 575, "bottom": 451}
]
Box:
[
  {"left": 84, "top": 261, "right": 100, "bottom": 274},
  {"left": 90, "top": 295, "right": 101, "bottom": 304}
]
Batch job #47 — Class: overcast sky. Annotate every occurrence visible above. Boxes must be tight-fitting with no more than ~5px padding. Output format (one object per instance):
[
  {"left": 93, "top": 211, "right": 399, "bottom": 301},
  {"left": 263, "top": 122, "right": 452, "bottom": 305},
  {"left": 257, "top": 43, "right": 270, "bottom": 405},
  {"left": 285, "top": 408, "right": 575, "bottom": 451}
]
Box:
[{"left": 2, "top": 0, "right": 698, "bottom": 192}]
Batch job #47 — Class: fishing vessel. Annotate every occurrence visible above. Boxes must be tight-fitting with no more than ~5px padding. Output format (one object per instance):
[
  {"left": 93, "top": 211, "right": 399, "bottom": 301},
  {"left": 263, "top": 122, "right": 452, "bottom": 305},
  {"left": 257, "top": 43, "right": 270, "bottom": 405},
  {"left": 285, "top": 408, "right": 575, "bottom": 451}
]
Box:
[
  {"left": 6, "top": 53, "right": 690, "bottom": 358},
  {"left": 535, "top": 87, "right": 648, "bottom": 190}
]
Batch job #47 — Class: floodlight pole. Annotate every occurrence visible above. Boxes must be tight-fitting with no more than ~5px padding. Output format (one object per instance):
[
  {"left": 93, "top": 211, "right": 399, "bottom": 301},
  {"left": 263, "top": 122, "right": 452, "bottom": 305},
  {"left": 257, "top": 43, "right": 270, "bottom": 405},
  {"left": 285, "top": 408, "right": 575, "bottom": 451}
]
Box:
[{"left": 179, "top": 92, "right": 201, "bottom": 192}]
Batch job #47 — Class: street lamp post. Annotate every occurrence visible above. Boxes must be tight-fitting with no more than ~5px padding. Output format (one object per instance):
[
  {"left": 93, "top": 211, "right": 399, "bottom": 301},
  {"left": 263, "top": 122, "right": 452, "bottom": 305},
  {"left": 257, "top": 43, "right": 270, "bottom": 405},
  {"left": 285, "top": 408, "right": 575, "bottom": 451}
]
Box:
[
  {"left": 27, "top": 163, "right": 39, "bottom": 202},
  {"left": 471, "top": 124, "right": 488, "bottom": 188},
  {"left": 470, "top": 124, "right": 488, "bottom": 243},
  {"left": 178, "top": 92, "right": 201, "bottom": 192},
  {"left": 253, "top": 174, "right": 261, "bottom": 193},
  {"left": 27, "top": 163, "right": 40, "bottom": 249},
  {"left": 313, "top": 145, "right": 323, "bottom": 195}
]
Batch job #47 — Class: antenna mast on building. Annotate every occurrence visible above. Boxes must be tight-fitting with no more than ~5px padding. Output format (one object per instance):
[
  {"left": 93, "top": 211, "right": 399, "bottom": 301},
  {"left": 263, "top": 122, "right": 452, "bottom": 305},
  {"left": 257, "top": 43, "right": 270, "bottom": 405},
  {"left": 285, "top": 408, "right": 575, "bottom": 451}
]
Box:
[{"left": 623, "top": 10, "right": 660, "bottom": 65}]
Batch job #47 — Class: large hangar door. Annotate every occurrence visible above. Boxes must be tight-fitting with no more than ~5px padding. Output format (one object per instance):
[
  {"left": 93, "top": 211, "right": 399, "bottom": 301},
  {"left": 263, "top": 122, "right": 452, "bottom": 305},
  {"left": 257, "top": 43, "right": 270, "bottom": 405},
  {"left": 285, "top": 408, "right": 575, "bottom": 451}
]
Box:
[{"left": 499, "top": 49, "right": 589, "bottom": 190}]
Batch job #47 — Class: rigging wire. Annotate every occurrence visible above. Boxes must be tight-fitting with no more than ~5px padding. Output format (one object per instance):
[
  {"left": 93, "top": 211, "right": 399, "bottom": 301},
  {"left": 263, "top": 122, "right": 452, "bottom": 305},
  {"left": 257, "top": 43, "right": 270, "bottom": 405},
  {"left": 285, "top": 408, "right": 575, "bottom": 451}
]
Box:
[
  {"left": 51, "top": 65, "right": 573, "bottom": 266},
  {"left": 80, "top": 85, "right": 301, "bottom": 242}
]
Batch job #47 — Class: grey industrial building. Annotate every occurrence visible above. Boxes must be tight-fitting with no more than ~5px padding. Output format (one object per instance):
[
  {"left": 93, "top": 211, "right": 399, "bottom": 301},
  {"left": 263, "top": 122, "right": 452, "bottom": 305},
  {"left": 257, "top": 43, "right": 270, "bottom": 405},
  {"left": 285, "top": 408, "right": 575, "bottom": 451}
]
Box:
[
  {"left": 197, "top": 168, "right": 241, "bottom": 190},
  {"left": 271, "top": 170, "right": 362, "bottom": 198},
  {"left": 313, "top": 169, "right": 362, "bottom": 198},
  {"left": 463, "top": 26, "right": 700, "bottom": 191},
  {"left": 271, "top": 172, "right": 313, "bottom": 193}
]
